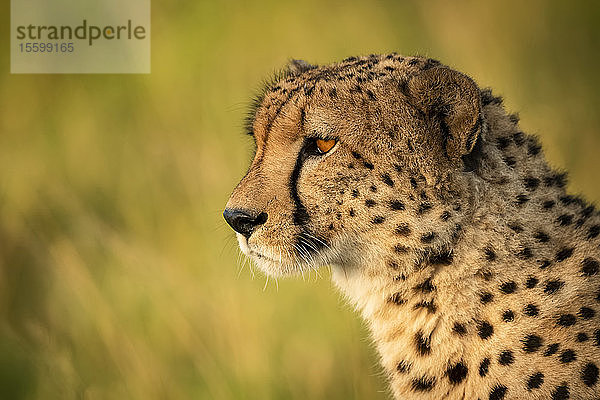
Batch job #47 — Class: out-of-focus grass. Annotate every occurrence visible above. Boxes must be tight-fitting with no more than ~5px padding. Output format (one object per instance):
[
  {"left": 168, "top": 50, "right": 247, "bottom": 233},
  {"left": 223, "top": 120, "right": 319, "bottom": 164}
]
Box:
[{"left": 0, "top": 1, "right": 599, "bottom": 399}]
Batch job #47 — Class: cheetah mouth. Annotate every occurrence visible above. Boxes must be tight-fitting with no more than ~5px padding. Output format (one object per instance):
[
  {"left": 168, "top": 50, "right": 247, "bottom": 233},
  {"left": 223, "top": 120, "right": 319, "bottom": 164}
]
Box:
[
  {"left": 235, "top": 231, "right": 332, "bottom": 276},
  {"left": 249, "top": 249, "right": 279, "bottom": 263},
  {"left": 236, "top": 234, "right": 284, "bottom": 264}
]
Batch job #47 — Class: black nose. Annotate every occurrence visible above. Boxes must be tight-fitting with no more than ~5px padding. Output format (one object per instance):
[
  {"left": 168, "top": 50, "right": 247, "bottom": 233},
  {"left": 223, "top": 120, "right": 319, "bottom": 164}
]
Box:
[{"left": 223, "top": 208, "right": 268, "bottom": 238}]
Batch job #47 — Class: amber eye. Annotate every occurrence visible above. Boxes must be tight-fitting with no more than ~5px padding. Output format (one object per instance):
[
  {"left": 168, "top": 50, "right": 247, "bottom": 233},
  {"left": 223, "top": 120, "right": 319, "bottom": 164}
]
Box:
[{"left": 315, "top": 139, "right": 336, "bottom": 154}]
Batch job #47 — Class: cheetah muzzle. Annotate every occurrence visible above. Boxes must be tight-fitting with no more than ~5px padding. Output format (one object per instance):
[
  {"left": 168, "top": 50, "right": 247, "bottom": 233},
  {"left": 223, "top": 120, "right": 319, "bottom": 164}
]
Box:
[{"left": 224, "top": 54, "right": 600, "bottom": 399}]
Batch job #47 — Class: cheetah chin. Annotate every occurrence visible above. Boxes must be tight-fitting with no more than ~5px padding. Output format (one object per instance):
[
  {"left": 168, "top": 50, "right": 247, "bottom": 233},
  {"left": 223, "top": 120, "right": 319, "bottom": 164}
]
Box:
[{"left": 224, "top": 54, "right": 600, "bottom": 399}]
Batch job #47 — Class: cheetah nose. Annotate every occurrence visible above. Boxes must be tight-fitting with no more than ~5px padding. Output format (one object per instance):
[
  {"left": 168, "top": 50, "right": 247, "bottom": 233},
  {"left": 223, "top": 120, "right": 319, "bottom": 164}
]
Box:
[{"left": 223, "top": 208, "right": 268, "bottom": 238}]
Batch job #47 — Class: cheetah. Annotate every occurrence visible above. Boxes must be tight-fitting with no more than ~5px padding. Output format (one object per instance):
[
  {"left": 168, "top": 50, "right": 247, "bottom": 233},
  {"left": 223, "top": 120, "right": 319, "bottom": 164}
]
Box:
[{"left": 223, "top": 54, "right": 600, "bottom": 399}]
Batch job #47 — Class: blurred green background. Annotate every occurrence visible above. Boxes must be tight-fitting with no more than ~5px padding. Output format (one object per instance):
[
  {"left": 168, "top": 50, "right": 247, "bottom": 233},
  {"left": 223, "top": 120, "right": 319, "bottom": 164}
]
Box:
[{"left": 1, "top": 1, "right": 599, "bottom": 399}]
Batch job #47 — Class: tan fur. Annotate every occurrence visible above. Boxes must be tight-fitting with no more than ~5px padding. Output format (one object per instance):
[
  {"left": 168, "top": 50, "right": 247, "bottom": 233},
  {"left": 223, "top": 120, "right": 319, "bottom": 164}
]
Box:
[{"left": 225, "top": 54, "right": 600, "bottom": 399}]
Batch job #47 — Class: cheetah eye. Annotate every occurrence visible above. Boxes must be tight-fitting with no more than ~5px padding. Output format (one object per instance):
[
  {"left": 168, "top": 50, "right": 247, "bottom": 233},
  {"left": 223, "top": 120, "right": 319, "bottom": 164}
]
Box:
[
  {"left": 316, "top": 139, "right": 336, "bottom": 153},
  {"left": 303, "top": 137, "right": 338, "bottom": 157}
]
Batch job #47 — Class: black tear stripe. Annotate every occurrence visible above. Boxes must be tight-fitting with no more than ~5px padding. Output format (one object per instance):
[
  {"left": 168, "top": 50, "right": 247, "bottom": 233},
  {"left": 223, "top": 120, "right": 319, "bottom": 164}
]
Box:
[{"left": 289, "top": 139, "right": 329, "bottom": 256}]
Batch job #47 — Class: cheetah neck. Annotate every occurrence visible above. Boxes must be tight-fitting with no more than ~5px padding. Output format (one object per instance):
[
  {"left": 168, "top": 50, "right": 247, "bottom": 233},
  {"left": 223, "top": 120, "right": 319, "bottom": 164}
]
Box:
[{"left": 330, "top": 101, "right": 599, "bottom": 398}]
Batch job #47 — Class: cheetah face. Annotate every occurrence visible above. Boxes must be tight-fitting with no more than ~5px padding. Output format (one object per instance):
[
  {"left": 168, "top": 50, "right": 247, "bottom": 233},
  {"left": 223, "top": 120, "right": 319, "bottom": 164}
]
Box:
[{"left": 224, "top": 55, "right": 483, "bottom": 276}]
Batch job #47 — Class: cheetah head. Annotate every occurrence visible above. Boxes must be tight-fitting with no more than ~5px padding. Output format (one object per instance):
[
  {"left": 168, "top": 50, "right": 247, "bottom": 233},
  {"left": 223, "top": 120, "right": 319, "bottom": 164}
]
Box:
[{"left": 224, "top": 55, "right": 484, "bottom": 277}]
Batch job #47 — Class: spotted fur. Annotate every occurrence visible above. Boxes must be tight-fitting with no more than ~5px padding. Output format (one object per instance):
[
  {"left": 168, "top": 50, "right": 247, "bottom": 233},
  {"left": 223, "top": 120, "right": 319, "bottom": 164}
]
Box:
[{"left": 225, "top": 54, "right": 600, "bottom": 399}]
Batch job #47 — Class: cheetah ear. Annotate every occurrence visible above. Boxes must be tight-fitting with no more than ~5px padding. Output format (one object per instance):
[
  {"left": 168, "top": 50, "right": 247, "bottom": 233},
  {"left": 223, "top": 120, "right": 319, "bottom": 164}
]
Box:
[
  {"left": 286, "top": 59, "right": 316, "bottom": 75},
  {"left": 408, "top": 66, "right": 483, "bottom": 159}
]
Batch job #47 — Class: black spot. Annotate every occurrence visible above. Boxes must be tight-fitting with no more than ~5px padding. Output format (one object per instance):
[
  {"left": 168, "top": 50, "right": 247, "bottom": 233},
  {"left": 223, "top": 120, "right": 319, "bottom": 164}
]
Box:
[
  {"left": 484, "top": 247, "right": 497, "bottom": 262},
  {"left": 365, "top": 89, "right": 376, "bottom": 101},
  {"left": 388, "top": 293, "right": 406, "bottom": 305},
  {"left": 349, "top": 209, "right": 355, "bottom": 217},
  {"left": 447, "top": 361, "right": 468, "bottom": 384},
  {"left": 582, "top": 258, "right": 600, "bottom": 276},
  {"left": 414, "top": 300, "right": 437, "bottom": 314},
  {"left": 394, "top": 244, "right": 408, "bottom": 254},
  {"left": 477, "top": 269, "right": 494, "bottom": 281},
  {"left": 582, "top": 363, "right": 599, "bottom": 387},
  {"left": 365, "top": 199, "right": 376, "bottom": 207},
  {"left": 390, "top": 200, "right": 405, "bottom": 211},
  {"left": 440, "top": 211, "right": 451, "bottom": 221},
  {"left": 524, "top": 177, "right": 540, "bottom": 191},
  {"left": 381, "top": 173, "right": 394, "bottom": 187},
  {"left": 518, "top": 246, "right": 533, "bottom": 259},
  {"left": 581, "top": 205, "right": 595, "bottom": 219},
  {"left": 544, "top": 280, "right": 564, "bottom": 294},
  {"left": 578, "top": 307, "right": 595, "bottom": 320},
  {"left": 418, "top": 202, "right": 433, "bottom": 215},
  {"left": 528, "top": 141, "right": 542, "bottom": 156},
  {"left": 545, "top": 172, "right": 568, "bottom": 188},
  {"left": 588, "top": 225, "right": 600, "bottom": 240},
  {"left": 420, "top": 232, "right": 435, "bottom": 243},
  {"left": 411, "top": 375, "right": 435, "bottom": 392},
  {"left": 415, "top": 278, "right": 435, "bottom": 293},
  {"left": 480, "top": 292, "right": 494, "bottom": 304},
  {"left": 544, "top": 343, "right": 560, "bottom": 356},
  {"left": 395, "top": 223, "right": 411, "bottom": 236},
  {"left": 453, "top": 322, "right": 467, "bottom": 336},
  {"left": 328, "top": 87, "right": 337, "bottom": 98},
  {"left": 557, "top": 314, "right": 576, "bottom": 327},
  {"left": 556, "top": 214, "right": 573, "bottom": 226},
  {"left": 498, "top": 350, "right": 514, "bottom": 365},
  {"left": 477, "top": 321, "right": 494, "bottom": 340},
  {"left": 576, "top": 332, "right": 589, "bottom": 342},
  {"left": 489, "top": 384, "right": 507, "bottom": 400},
  {"left": 509, "top": 223, "right": 524, "bottom": 233},
  {"left": 534, "top": 231, "right": 550, "bottom": 243},
  {"left": 555, "top": 247, "right": 574, "bottom": 262},
  {"left": 526, "top": 276, "right": 538, "bottom": 288},
  {"left": 479, "top": 358, "right": 490, "bottom": 377},
  {"left": 516, "top": 194, "right": 530, "bottom": 205},
  {"left": 363, "top": 161, "right": 374, "bottom": 170},
  {"left": 524, "top": 304, "right": 539, "bottom": 317},
  {"left": 522, "top": 334, "right": 543, "bottom": 352},
  {"left": 369, "top": 185, "right": 377, "bottom": 193},
  {"left": 560, "top": 195, "right": 579, "bottom": 206},
  {"left": 410, "top": 177, "right": 418, "bottom": 188},
  {"left": 351, "top": 189, "right": 359, "bottom": 198},
  {"left": 527, "top": 372, "right": 544, "bottom": 390},
  {"left": 396, "top": 360, "right": 410, "bottom": 373},
  {"left": 559, "top": 349, "right": 576, "bottom": 363},
  {"left": 551, "top": 384, "right": 569, "bottom": 400},
  {"left": 415, "top": 331, "right": 431, "bottom": 355},
  {"left": 371, "top": 216, "right": 385, "bottom": 224},
  {"left": 481, "top": 89, "right": 503, "bottom": 105},
  {"left": 351, "top": 151, "right": 362, "bottom": 160},
  {"left": 543, "top": 200, "right": 556, "bottom": 209},
  {"left": 426, "top": 249, "right": 454, "bottom": 266},
  {"left": 540, "top": 259, "right": 552, "bottom": 269},
  {"left": 513, "top": 131, "right": 525, "bottom": 145},
  {"left": 502, "top": 310, "right": 514, "bottom": 322},
  {"left": 499, "top": 281, "right": 517, "bottom": 294},
  {"left": 497, "top": 136, "right": 511, "bottom": 150}
]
